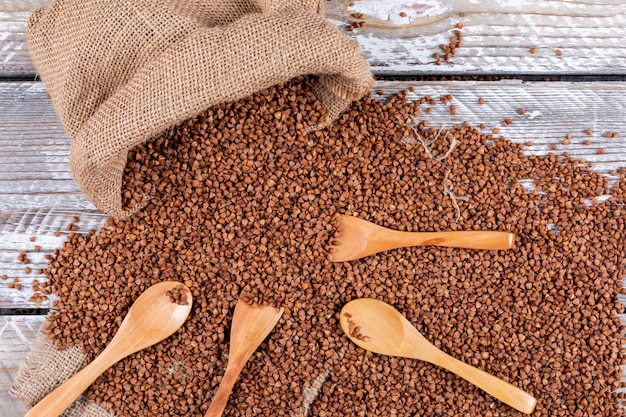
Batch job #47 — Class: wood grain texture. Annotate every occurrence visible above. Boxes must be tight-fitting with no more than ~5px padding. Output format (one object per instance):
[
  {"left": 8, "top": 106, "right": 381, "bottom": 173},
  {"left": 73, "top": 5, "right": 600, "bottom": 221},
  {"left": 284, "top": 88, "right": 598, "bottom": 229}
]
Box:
[
  {"left": 2, "top": 0, "right": 626, "bottom": 77},
  {"left": 0, "top": 80, "right": 624, "bottom": 310},
  {"left": 0, "top": 82, "right": 94, "bottom": 210},
  {"left": 326, "top": 0, "right": 626, "bottom": 75},
  {"left": 0, "top": 1, "right": 46, "bottom": 76},
  {"left": 0, "top": 315, "right": 45, "bottom": 417}
]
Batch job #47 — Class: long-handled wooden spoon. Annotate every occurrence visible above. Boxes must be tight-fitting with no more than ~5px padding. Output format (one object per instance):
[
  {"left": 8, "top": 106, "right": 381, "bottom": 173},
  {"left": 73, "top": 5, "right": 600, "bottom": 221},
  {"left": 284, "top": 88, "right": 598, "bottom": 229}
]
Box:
[
  {"left": 25, "top": 281, "right": 193, "bottom": 417},
  {"left": 329, "top": 215, "right": 515, "bottom": 262},
  {"left": 340, "top": 298, "right": 537, "bottom": 415},
  {"left": 204, "top": 299, "right": 284, "bottom": 417}
]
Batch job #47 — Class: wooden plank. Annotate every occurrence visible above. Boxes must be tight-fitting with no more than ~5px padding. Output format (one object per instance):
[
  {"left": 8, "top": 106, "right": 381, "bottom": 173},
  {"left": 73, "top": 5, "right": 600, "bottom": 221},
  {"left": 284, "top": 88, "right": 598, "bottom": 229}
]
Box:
[
  {"left": 0, "top": 11, "right": 34, "bottom": 77},
  {"left": 0, "top": 315, "right": 45, "bottom": 417},
  {"left": 2, "top": 0, "right": 626, "bottom": 77},
  {"left": 0, "top": 82, "right": 92, "bottom": 211},
  {"left": 0, "top": 1, "right": 47, "bottom": 77},
  {"left": 0, "top": 80, "right": 625, "bottom": 310},
  {"left": 326, "top": 0, "right": 626, "bottom": 76}
]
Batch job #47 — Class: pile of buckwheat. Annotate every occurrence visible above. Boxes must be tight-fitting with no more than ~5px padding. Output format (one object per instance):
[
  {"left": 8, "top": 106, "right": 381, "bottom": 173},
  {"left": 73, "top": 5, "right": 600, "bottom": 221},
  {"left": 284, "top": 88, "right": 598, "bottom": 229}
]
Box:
[{"left": 41, "top": 77, "right": 625, "bottom": 417}]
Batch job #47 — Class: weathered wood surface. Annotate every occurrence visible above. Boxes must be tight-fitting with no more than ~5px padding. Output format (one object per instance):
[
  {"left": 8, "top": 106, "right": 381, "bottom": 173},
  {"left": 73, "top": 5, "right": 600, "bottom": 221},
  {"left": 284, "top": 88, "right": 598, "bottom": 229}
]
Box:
[
  {"left": 2, "top": 0, "right": 626, "bottom": 77},
  {"left": 1, "top": 80, "right": 625, "bottom": 311},
  {"left": 326, "top": 0, "right": 626, "bottom": 75}
]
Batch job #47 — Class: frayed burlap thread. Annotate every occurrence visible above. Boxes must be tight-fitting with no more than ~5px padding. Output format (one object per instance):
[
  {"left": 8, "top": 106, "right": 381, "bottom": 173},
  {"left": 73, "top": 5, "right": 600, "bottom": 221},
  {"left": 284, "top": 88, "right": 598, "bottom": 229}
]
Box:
[{"left": 27, "top": 0, "right": 373, "bottom": 217}]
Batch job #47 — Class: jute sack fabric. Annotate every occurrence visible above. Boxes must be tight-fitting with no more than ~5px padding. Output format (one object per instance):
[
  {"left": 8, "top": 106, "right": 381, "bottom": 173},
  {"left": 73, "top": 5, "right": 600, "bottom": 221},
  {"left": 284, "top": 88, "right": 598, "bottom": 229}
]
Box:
[
  {"left": 27, "top": 0, "right": 373, "bottom": 217},
  {"left": 11, "top": 330, "right": 112, "bottom": 417}
]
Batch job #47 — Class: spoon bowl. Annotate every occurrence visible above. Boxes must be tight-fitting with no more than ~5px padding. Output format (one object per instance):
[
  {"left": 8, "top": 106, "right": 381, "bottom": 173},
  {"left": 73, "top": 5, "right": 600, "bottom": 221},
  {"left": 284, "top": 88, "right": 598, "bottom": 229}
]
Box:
[
  {"left": 329, "top": 215, "right": 516, "bottom": 262},
  {"left": 25, "top": 281, "right": 193, "bottom": 417},
  {"left": 204, "top": 298, "right": 284, "bottom": 417},
  {"left": 340, "top": 298, "right": 536, "bottom": 414}
]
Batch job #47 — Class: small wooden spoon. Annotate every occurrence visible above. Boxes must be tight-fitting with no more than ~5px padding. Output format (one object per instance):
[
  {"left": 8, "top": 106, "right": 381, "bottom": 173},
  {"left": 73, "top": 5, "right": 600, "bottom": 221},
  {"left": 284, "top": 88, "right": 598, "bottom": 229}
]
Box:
[
  {"left": 25, "top": 281, "right": 193, "bottom": 417},
  {"left": 340, "top": 298, "right": 537, "bottom": 415},
  {"left": 329, "top": 215, "right": 515, "bottom": 262},
  {"left": 204, "top": 299, "right": 284, "bottom": 417}
]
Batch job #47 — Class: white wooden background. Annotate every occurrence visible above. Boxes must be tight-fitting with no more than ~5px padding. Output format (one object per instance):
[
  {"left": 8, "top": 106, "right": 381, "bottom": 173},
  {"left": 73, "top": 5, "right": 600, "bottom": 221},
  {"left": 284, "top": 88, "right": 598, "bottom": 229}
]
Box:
[{"left": 1, "top": 1, "right": 625, "bottom": 416}]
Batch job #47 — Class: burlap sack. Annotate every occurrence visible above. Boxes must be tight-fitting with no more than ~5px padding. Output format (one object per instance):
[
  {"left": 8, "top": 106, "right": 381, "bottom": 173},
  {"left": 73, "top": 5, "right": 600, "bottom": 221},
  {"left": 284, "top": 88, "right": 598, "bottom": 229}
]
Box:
[{"left": 27, "top": 0, "right": 373, "bottom": 217}]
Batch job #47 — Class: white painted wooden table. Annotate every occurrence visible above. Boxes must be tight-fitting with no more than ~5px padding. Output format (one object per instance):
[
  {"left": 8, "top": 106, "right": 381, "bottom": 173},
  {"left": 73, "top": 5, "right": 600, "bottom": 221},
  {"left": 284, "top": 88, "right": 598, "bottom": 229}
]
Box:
[{"left": 1, "top": 1, "right": 625, "bottom": 416}]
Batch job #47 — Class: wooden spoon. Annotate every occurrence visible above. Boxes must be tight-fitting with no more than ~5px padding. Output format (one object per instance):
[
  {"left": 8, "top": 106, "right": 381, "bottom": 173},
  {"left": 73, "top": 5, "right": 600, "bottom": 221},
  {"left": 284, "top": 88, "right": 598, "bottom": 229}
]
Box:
[
  {"left": 340, "top": 298, "right": 537, "bottom": 415},
  {"left": 25, "top": 281, "right": 193, "bottom": 417},
  {"left": 204, "top": 299, "right": 284, "bottom": 417},
  {"left": 329, "top": 215, "right": 515, "bottom": 262}
]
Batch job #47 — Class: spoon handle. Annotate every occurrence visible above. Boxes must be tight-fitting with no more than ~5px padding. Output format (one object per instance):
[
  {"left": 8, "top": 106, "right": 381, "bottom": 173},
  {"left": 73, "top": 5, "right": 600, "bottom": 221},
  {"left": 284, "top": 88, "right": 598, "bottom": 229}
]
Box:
[
  {"left": 430, "top": 349, "right": 537, "bottom": 414},
  {"left": 395, "top": 230, "right": 515, "bottom": 250},
  {"left": 24, "top": 351, "right": 116, "bottom": 417},
  {"left": 204, "top": 364, "right": 242, "bottom": 417}
]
